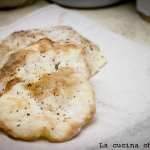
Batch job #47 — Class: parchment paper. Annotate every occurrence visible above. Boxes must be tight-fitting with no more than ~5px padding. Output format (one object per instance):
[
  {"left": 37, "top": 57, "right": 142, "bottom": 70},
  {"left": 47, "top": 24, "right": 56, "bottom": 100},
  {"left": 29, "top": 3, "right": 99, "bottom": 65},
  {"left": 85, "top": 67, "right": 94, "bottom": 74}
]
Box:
[{"left": 0, "top": 4, "right": 150, "bottom": 150}]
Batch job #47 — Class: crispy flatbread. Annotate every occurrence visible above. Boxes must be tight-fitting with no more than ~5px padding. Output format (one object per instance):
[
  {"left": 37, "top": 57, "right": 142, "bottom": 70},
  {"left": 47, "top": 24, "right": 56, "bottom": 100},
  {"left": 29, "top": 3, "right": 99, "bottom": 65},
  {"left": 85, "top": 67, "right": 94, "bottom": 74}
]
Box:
[
  {"left": 0, "top": 67, "right": 95, "bottom": 142},
  {"left": 0, "top": 26, "right": 106, "bottom": 76},
  {"left": 0, "top": 38, "right": 90, "bottom": 95},
  {"left": 0, "top": 26, "right": 106, "bottom": 142}
]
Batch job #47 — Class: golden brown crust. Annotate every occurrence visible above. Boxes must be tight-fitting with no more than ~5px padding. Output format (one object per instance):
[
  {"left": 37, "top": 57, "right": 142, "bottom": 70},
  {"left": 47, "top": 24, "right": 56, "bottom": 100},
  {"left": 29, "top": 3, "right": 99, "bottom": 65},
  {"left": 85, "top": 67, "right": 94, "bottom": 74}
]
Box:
[
  {"left": 0, "top": 50, "right": 36, "bottom": 95},
  {"left": 0, "top": 50, "right": 36, "bottom": 80},
  {"left": 0, "top": 37, "right": 91, "bottom": 97},
  {"left": 0, "top": 26, "right": 106, "bottom": 76},
  {"left": 0, "top": 68, "right": 95, "bottom": 142},
  {"left": 24, "top": 67, "right": 80, "bottom": 100},
  {"left": 5, "top": 78, "right": 21, "bottom": 93}
]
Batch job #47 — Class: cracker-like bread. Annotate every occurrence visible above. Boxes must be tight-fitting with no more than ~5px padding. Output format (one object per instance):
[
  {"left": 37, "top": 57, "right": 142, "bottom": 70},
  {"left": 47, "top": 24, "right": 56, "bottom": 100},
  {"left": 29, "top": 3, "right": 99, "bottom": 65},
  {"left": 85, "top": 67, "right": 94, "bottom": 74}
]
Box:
[
  {"left": 0, "top": 67, "right": 95, "bottom": 142},
  {"left": 0, "top": 26, "right": 106, "bottom": 142},
  {"left": 0, "top": 26, "right": 106, "bottom": 76},
  {"left": 0, "top": 38, "right": 90, "bottom": 95}
]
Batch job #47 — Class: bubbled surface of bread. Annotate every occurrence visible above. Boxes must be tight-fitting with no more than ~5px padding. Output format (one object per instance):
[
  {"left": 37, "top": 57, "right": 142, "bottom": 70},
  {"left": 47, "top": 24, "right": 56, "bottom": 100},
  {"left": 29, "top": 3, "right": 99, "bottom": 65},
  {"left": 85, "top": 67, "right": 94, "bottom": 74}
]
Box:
[
  {"left": 0, "top": 67, "right": 95, "bottom": 142},
  {"left": 0, "top": 26, "right": 106, "bottom": 76},
  {"left": 0, "top": 26, "right": 106, "bottom": 142},
  {"left": 0, "top": 38, "right": 90, "bottom": 95}
]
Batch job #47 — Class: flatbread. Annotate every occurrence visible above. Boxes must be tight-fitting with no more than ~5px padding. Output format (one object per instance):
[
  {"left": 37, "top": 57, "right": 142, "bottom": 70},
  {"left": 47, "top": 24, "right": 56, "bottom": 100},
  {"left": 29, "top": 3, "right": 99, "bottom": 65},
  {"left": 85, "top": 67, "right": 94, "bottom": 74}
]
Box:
[
  {"left": 0, "top": 26, "right": 106, "bottom": 76},
  {"left": 0, "top": 26, "right": 106, "bottom": 142},
  {"left": 0, "top": 38, "right": 90, "bottom": 95},
  {"left": 0, "top": 67, "right": 95, "bottom": 142}
]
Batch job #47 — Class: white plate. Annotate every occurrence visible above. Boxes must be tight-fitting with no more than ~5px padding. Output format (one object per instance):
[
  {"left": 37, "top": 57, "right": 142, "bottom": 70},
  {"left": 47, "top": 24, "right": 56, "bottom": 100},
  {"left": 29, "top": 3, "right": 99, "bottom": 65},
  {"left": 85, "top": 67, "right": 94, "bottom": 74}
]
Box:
[
  {"left": 50, "top": 0, "right": 122, "bottom": 8},
  {"left": 0, "top": 4, "right": 150, "bottom": 150}
]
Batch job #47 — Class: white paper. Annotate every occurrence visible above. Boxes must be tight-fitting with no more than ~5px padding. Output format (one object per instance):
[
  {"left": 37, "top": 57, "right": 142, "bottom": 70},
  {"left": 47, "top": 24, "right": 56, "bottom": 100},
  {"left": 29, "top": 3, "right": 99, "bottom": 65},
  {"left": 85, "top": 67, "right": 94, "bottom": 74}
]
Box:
[{"left": 0, "top": 4, "right": 150, "bottom": 150}]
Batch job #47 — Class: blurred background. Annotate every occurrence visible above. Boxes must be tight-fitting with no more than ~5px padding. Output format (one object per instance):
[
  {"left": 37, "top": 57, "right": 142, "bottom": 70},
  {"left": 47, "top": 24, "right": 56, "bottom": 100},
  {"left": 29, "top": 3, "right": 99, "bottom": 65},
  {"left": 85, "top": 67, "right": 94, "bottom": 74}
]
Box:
[{"left": 0, "top": 0, "right": 150, "bottom": 46}]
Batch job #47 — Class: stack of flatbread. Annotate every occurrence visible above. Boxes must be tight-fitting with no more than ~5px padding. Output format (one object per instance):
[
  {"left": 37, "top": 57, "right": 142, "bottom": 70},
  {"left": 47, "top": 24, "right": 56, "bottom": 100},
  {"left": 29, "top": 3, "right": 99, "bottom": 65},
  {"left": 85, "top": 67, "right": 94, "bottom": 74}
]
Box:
[{"left": 0, "top": 26, "right": 106, "bottom": 142}]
